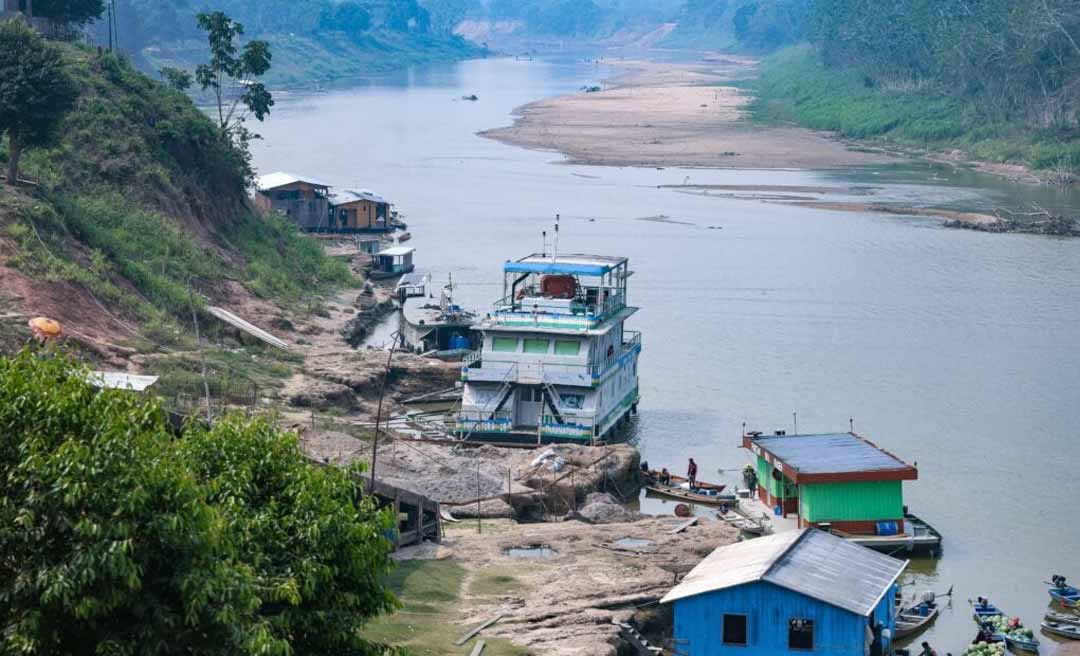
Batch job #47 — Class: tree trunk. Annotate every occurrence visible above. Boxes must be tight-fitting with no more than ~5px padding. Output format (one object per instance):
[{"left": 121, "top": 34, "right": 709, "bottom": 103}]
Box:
[{"left": 7, "top": 135, "right": 21, "bottom": 187}]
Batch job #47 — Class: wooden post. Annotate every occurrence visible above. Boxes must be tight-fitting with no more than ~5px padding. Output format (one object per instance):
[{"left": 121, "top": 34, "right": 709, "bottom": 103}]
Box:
[{"left": 476, "top": 460, "right": 482, "bottom": 534}]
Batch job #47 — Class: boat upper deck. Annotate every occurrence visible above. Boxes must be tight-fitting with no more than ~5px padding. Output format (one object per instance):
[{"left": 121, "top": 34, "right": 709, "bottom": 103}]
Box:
[{"left": 486, "top": 253, "right": 634, "bottom": 331}]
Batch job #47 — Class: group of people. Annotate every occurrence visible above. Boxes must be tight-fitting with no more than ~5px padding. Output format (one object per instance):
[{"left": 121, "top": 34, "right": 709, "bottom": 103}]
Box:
[{"left": 641, "top": 458, "right": 764, "bottom": 498}]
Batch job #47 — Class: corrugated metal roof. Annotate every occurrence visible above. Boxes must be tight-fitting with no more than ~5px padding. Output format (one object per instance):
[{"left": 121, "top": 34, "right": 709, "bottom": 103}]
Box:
[
  {"left": 377, "top": 246, "right": 414, "bottom": 257},
  {"left": 752, "top": 433, "right": 911, "bottom": 475},
  {"left": 661, "top": 529, "right": 907, "bottom": 616},
  {"left": 206, "top": 307, "right": 289, "bottom": 350},
  {"left": 328, "top": 188, "right": 388, "bottom": 206},
  {"left": 255, "top": 171, "right": 331, "bottom": 191},
  {"left": 87, "top": 371, "right": 159, "bottom": 392}
]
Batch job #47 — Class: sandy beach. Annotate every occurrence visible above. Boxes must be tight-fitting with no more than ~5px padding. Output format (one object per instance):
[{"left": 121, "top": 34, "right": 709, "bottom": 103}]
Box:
[{"left": 480, "top": 57, "right": 892, "bottom": 170}]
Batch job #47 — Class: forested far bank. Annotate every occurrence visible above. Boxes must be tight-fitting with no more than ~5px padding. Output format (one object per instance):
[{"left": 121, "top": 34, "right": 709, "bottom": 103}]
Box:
[{"left": 88, "top": 0, "right": 482, "bottom": 86}]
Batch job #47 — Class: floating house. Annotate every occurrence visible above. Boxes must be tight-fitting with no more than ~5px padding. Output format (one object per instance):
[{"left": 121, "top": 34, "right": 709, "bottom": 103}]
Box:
[
  {"left": 455, "top": 253, "right": 641, "bottom": 444},
  {"left": 744, "top": 432, "right": 917, "bottom": 532},
  {"left": 662, "top": 528, "right": 906, "bottom": 656},
  {"left": 370, "top": 246, "right": 415, "bottom": 280},
  {"left": 327, "top": 189, "right": 393, "bottom": 233},
  {"left": 253, "top": 172, "right": 331, "bottom": 231}
]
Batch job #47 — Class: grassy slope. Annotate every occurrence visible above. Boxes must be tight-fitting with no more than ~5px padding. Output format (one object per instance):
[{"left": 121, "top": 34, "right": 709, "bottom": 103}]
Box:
[
  {"left": 363, "top": 559, "right": 531, "bottom": 656},
  {"left": 750, "top": 45, "right": 1080, "bottom": 172},
  {"left": 144, "top": 30, "right": 483, "bottom": 88},
  {"left": 0, "top": 44, "right": 353, "bottom": 388}
]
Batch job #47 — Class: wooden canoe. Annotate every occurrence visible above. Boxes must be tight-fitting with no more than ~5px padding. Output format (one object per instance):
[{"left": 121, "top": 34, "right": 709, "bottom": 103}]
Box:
[
  {"left": 895, "top": 602, "right": 940, "bottom": 640},
  {"left": 1046, "top": 610, "right": 1080, "bottom": 626},
  {"left": 644, "top": 471, "right": 732, "bottom": 507},
  {"left": 1042, "top": 621, "right": 1080, "bottom": 640}
]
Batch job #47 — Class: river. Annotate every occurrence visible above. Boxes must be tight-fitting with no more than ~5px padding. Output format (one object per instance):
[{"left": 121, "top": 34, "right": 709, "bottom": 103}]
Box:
[{"left": 251, "top": 56, "right": 1080, "bottom": 654}]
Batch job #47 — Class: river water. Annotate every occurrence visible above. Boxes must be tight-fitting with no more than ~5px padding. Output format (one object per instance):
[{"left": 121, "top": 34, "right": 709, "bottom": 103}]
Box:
[{"left": 252, "top": 56, "right": 1080, "bottom": 654}]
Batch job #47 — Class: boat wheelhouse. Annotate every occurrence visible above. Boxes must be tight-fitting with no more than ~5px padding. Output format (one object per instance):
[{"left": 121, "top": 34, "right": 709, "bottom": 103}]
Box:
[{"left": 456, "top": 253, "right": 641, "bottom": 444}]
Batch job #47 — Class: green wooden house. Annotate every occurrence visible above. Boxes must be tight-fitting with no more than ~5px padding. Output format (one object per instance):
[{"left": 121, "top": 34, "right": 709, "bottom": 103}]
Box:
[{"left": 743, "top": 432, "right": 918, "bottom": 535}]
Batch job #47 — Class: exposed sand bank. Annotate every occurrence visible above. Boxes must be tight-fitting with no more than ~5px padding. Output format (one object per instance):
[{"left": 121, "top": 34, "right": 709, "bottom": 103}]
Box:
[{"left": 480, "top": 58, "right": 892, "bottom": 170}]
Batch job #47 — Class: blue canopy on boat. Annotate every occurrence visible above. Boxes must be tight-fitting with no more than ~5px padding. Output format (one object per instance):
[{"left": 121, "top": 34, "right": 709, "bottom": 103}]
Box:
[{"left": 503, "top": 253, "right": 626, "bottom": 277}]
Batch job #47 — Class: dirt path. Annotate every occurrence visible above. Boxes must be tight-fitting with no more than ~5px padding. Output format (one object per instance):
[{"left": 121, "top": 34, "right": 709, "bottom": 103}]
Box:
[{"left": 480, "top": 57, "right": 892, "bottom": 170}]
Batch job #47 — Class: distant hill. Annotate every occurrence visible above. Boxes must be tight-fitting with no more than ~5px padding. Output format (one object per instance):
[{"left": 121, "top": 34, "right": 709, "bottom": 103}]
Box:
[{"left": 91, "top": 0, "right": 483, "bottom": 86}]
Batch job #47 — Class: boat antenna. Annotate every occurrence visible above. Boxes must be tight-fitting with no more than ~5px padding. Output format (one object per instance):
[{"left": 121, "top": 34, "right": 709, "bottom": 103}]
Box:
[
  {"left": 849, "top": 417, "right": 854, "bottom": 433},
  {"left": 793, "top": 412, "right": 798, "bottom": 436},
  {"left": 553, "top": 214, "right": 560, "bottom": 262},
  {"left": 542, "top": 230, "right": 547, "bottom": 257}
]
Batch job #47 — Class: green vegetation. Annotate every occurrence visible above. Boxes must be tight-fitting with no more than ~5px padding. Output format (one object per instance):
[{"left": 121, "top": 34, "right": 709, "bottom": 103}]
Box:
[
  {"left": 364, "top": 559, "right": 531, "bottom": 655},
  {"left": 98, "top": 0, "right": 482, "bottom": 86},
  {"left": 0, "top": 20, "right": 79, "bottom": 186},
  {"left": 0, "top": 44, "right": 351, "bottom": 344},
  {"left": 752, "top": 45, "right": 1080, "bottom": 171},
  {"left": 0, "top": 350, "right": 399, "bottom": 655}
]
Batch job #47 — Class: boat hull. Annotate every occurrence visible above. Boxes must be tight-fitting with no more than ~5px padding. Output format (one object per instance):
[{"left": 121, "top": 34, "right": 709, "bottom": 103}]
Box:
[
  {"left": 1042, "top": 621, "right": 1080, "bottom": 640},
  {"left": 894, "top": 605, "right": 939, "bottom": 640},
  {"left": 831, "top": 513, "right": 943, "bottom": 556}
]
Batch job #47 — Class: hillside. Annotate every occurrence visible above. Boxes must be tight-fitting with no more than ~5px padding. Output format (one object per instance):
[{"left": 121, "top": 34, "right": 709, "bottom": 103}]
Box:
[
  {"left": 96, "top": 0, "right": 483, "bottom": 86},
  {"left": 0, "top": 44, "right": 353, "bottom": 388}
]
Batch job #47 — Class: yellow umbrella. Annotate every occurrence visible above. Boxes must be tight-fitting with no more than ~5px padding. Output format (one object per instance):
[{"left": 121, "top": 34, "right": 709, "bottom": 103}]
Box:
[{"left": 28, "top": 317, "right": 62, "bottom": 343}]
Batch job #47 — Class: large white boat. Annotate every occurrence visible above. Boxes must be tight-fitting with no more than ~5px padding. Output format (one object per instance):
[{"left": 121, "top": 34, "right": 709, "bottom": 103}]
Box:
[{"left": 455, "top": 253, "right": 641, "bottom": 444}]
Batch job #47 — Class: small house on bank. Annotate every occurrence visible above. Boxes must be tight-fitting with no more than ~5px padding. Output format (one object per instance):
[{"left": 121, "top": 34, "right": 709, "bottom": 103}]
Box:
[
  {"left": 662, "top": 529, "right": 906, "bottom": 656},
  {"left": 744, "top": 431, "right": 917, "bottom": 535},
  {"left": 327, "top": 189, "right": 392, "bottom": 233},
  {"left": 253, "top": 172, "right": 331, "bottom": 231}
]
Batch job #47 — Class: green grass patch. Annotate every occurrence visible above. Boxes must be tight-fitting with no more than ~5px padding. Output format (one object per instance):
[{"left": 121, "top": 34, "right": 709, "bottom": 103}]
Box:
[
  {"left": 364, "top": 560, "right": 531, "bottom": 656},
  {"left": 750, "top": 45, "right": 1080, "bottom": 172},
  {"left": 469, "top": 568, "right": 525, "bottom": 598},
  {"left": 142, "top": 347, "right": 302, "bottom": 406}
]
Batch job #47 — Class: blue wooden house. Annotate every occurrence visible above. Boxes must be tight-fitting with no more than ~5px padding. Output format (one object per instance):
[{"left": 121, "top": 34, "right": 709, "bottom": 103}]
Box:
[{"left": 661, "top": 529, "right": 907, "bottom": 656}]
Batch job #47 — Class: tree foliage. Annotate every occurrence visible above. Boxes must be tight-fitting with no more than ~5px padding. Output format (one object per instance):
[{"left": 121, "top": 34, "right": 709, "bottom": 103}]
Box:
[
  {"left": 0, "top": 350, "right": 400, "bottom": 656},
  {"left": 23, "top": 0, "right": 104, "bottom": 26},
  {"left": 0, "top": 19, "right": 78, "bottom": 186},
  {"left": 195, "top": 11, "right": 273, "bottom": 133}
]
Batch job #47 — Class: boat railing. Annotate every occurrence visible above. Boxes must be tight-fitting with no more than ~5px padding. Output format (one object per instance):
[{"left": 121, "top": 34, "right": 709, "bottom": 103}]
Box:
[
  {"left": 464, "top": 332, "right": 640, "bottom": 382},
  {"left": 490, "top": 291, "right": 625, "bottom": 323}
]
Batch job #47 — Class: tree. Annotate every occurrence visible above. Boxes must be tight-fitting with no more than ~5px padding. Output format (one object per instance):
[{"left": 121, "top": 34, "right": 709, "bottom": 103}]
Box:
[
  {"left": 159, "top": 65, "right": 192, "bottom": 91},
  {"left": 0, "top": 349, "right": 401, "bottom": 655},
  {"left": 318, "top": 1, "right": 372, "bottom": 34},
  {"left": 0, "top": 19, "right": 78, "bottom": 186},
  {"left": 195, "top": 11, "right": 273, "bottom": 136},
  {"left": 26, "top": 0, "right": 104, "bottom": 27}
]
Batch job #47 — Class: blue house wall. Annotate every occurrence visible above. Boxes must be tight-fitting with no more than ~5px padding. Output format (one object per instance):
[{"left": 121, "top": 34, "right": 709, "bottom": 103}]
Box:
[{"left": 672, "top": 581, "right": 897, "bottom": 656}]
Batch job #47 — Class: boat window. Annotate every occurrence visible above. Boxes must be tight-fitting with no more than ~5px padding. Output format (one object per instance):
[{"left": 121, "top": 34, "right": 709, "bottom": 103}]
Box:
[
  {"left": 523, "top": 338, "right": 550, "bottom": 354},
  {"left": 722, "top": 614, "right": 748, "bottom": 646},
  {"left": 788, "top": 619, "right": 813, "bottom": 650},
  {"left": 492, "top": 337, "right": 518, "bottom": 352},
  {"left": 561, "top": 394, "right": 584, "bottom": 409},
  {"left": 554, "top": 340, "right": 580, "bottom": 356}
]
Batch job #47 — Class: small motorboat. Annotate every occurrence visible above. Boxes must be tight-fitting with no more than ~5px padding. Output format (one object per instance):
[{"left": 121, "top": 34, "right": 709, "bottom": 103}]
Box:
[
  {"left": 824, "top": 513, "right": 943, "bottom": 557},
  {"left": 1042, "top": 620, "right": 1080, "bottom": 640},
  {"left": 1049, "top": 575, "right": 1080, "bottom": 609},
  {"left": 970, "top": 598, "right": 1040, "bottom": 653},
  {"left": 645, "top": 470, "right": 733, "bottom": 507},
  {"left": 1046, "top": 610, "right": 1080, "bottom": 625},
  {"left": 895, "top": 594, "right": 941, "bottom": 640},
  {"left": 716, "top": 510, "right": 771, "bottom": 536}
]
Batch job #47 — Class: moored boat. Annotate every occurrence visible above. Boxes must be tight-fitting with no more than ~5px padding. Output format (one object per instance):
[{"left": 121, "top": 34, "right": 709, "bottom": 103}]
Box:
[
  {"left": 826, "top": 513, "right": 943, "bottom": 556},
  {"left": 399, "top": 275, "right": 477, "bottom": 355},
  {"left": 1049, "top": 575, "right": 1080, "bottom": 609},
  {"left": 895, "top": 594, "right": 941, "bottom": 640},
  {"left": 1042, "top": 620, "right": 1080, "bottom": 640},
  {"left": 971, "top": 598, "right": 1040, "bottom": 652},
  {"left": 456, "top": 249, "right": 641, "bottom": 445},
  {"left": 644, "top": 471, "right": 732, "bottom": 507},
  {"left": 1046, "top": 610, "right": 1080, "bottom": 625}
]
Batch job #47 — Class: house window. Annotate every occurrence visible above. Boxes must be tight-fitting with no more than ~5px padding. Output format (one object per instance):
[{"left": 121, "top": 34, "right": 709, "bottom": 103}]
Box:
[
  {"left": 554, "top": 340, "right": 580, "bottom": 356},
  {"left": 722, "top": 614, "right": 748, "bottom": 646},
  {"left": 492, "top": 337, "right": 518, "bottom": 352},
  {"left": 788, "top": 619, "right": 814, "bottom": 650},
  {"left": 523, "top": 338, "right": 550, "bottom": 354}
]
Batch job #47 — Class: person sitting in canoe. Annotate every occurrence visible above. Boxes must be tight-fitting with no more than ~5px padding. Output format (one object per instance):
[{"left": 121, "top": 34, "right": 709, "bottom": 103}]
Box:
[{"left": 659, "top": 468, "right": 671, "bottom": 485}]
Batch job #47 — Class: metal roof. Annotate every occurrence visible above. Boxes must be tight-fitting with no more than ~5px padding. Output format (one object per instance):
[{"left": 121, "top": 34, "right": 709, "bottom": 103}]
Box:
[
  {"left": 505, "top": 253, "right": 627, "bottom": 276},
  {"left": 749, "top": 432, "right": 913, "bottom": 476},
  {"left": 662, "top": 529, "right": 907, "bottom": 616},
  {"left": 397, "top": 273, "right": 429, "bottom": 286},
  {"left": 87, "top": 371, "right": 159, "bottom": 392},
  {"left": 255, "top": 171, "right": 331, "bottom": 191},
  {"left": 206, "top": 307, "right": 289, "bottom": 350},
  {"left": 377, "top": 246, "right": 414, "bottom": 257},
  {"left": 328, "top": 188, "right": 389, "bottom": 206}
]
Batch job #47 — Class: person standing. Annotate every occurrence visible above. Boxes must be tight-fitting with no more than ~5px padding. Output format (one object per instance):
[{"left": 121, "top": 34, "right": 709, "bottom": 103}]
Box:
[{"left": 687, "top": 458, "right": 698, "bottom": 488}]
